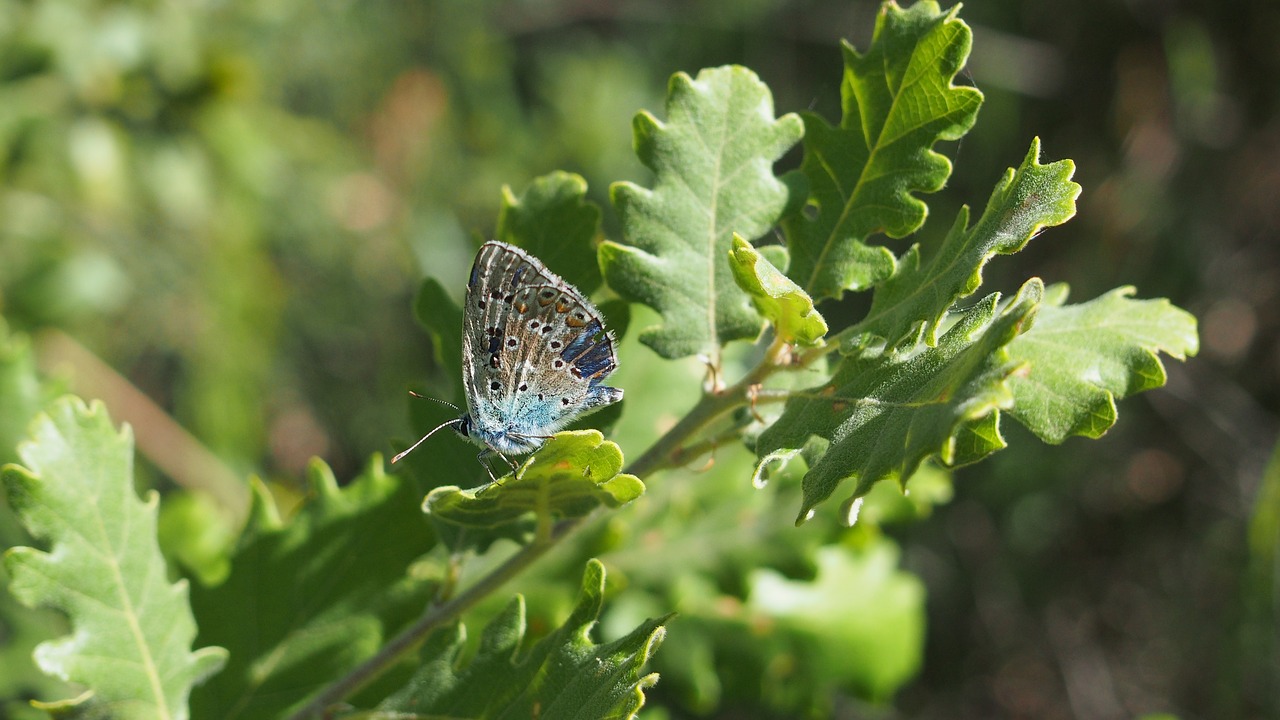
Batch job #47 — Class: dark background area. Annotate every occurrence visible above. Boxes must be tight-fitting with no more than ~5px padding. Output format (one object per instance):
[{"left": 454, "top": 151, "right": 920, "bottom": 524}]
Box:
[{"left": 0, "top": 1, "right": 1276, "bottom": 718}]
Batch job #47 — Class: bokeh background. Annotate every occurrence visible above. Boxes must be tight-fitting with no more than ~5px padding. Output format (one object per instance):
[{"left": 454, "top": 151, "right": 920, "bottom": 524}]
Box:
[{"left": 0, "top": 0, "right": 1277, "bottom": 718}]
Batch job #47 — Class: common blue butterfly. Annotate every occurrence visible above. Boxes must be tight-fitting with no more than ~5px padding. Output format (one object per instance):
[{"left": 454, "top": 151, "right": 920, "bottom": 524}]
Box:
[{"left": 393, "top": 240, "right": 622, "bottom": 475}]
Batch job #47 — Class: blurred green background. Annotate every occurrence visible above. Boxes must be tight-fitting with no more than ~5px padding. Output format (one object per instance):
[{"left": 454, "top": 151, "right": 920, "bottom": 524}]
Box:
[{"left": 0, "top": 0, "right": 1276, "bottom": 718}]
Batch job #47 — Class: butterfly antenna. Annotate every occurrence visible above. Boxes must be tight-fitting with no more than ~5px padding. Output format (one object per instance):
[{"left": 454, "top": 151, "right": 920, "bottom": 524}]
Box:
[
  {"left": 408, "top": 390, "right": 460, "bottom": 412},
  {"left": 392, "top": 417, "right": 462, "bottom": 464}
]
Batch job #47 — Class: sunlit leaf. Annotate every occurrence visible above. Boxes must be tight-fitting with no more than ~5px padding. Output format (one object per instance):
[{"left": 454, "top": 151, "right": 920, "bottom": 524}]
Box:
[
  {"left": 601, "top": 65, "right": 803, "bottom": 360},
  {"left": 728, "top": 235, "right": 828, "bottom": 347},
  {"left": 784, "top": 1, "right": 982, "bottom": 300},
  {"left": 748, "top": 541, "right": 924, "bottom": 701},
  {"left": 757, "top": 280, "right": 1043, "bottom": 523},
  {"left": 853, "top": 138, "right": 1079, "bottom": 351},
  {"left": 424, "top": 430, "right": 642, "bottom": 529},
  {"left": 1006, "top": 283, "right": 1199, "bottom": 442},
  {"left": 3, "top": 397, "right": 227, "bottom": 719}
]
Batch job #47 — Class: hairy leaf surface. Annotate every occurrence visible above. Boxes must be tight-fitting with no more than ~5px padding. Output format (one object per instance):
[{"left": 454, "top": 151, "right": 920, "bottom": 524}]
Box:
[
  {"left": 758, "top": 280, "right": 1043, "bottom": 522},
  {"left": 601, "top": 65, "right": 803, "bottom": 360},
  {"left": 3, "top": 397, "right": 227, "bottom": 719},
  {"left": 854, "top": 138, "right": 1079, "bottom": 351},
  {"left": 784, "top": 1, "right": 982, "bottom": 300}
]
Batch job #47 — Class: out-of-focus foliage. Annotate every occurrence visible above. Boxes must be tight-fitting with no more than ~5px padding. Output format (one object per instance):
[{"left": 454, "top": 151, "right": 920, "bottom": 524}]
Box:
[{"left": 0, "top": 0, "right": 1274, "bottom": 718}]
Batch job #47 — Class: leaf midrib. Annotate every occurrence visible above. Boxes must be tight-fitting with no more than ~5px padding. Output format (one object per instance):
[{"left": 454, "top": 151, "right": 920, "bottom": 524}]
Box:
[{"left": 90, "top": 472, "right": 172, "bottom": 719}]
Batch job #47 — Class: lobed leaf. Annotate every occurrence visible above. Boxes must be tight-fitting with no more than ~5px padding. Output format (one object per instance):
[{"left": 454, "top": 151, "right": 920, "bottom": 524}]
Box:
[
  {"left": 373, "top": 559, "right": 667, "bottom": 720},
  {"left": 853, "top": 138, "right": 1080, "bottom": 351},
  {"left": 1005, "top": 283, "right": 1199, "bottom": 443},
  {"left": 727, "top": 235, "right": 828, "bottom": 347},
  {"left": 757, "top": 280, "right": 1043, "bottom": 523},
  {"left": 2, "top": 397, "right": 227, "bottom": 719},
  {"left": 497, "top": 171, "right": 604, "bottom": 295},
  {"left": 189, "top": 458, "right": 435, "bottom": 720},
  {"left": 601, "top": 65, "right": 803, "bottom": 360},
  {"left": 424, "top": 430, "right": 643, "bottom": 529},
  {"left": 784, "top": 1, "right": 982, "bottom": 300}
]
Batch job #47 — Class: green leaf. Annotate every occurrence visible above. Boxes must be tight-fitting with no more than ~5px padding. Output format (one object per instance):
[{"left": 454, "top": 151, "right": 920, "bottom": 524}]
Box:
[
  {"left": 412, "top": 276, "right": 465, "bottom": 404},
  {"left": 728, "top": 235, "right": 828, "bottom": 347},
  {"left": 373, "top": 559, "right": 667, "bottom": 720},
  {"left": 0, "top": 323, "right": 69, "bottom": 715},
  {"left": 854, "top": 138, "right": 1080, "bottom": 351},
  {"left": 189, "top": 458, "right": 435, "bottom": 720},
  {"left": 1005, "top": 283, "right": 1199, "bottom": 443},
  {"left": 0, "top": 332, "right": 43, "bottom": 467},
  {"left": 601, "top": 65, "right": 803, "bottom": 360},
  {"left": 424, "top": 430, "right": 643, "bottom": 529},
  {"left": 757, "top": 280, "right": 1043, "bottom": 523},
  {"left": 748, "top": 541, "right": 924, "bottom": 701},
  {"left": 784, "top": 1, "right": 982, "bottom": 300},
  {"left": 2, "top": 396, "right": 227, "bottom": 719},
  {"left": 497, "top": 171, "right": 604, "bottom": 295}
]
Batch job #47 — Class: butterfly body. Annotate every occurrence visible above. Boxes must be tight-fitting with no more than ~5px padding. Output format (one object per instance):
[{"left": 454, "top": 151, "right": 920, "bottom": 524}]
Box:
[{"left": 445, "top": 240, "right": 622, "bottom": 461}]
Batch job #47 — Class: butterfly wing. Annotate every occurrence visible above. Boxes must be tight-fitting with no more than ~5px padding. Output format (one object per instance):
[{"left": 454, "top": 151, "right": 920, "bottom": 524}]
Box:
[{"left": 461, "top": 241, "right": 622, "bottom": 455}]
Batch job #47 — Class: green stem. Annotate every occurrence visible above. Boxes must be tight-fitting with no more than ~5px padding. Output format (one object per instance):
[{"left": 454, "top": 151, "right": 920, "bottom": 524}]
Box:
[{"left": 290, "top": 336, "right": 816, "bottom": 718}]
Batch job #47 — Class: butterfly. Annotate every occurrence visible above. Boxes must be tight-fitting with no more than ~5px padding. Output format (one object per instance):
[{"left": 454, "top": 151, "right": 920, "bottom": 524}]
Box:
[{"left": 393, "top": 240, "right": 623, "bottom": 478}]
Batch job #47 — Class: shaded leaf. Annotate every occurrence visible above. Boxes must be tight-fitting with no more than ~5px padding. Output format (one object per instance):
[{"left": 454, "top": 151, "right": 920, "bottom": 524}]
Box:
[
  {"left": 373, "top": 559, "right": 666, "bottom": 720},
  {"left": 497, "top": 171, "right": 604, "bottom": 295},
  {"left": 412, "top": 276, "right": 465, "bottom": 404},
  {"left": 784, "top": 1, "right": 982, "bottom": 300},
  {"left": 403, "top": 278, "right": 492, "bottom": 490},
  {"left": 424, "top": 430, "right": 643, "bottom": 529},
  {"left": 189, "top": 458, "right": 435, "bottom": 720},
  {"left": 757, "top": 280, "right": 1043, "bottom": 523},
  {"left": 854, "top": 138, "right": 1080, "bottom": 351},
  {"left": 728, "top": 235, "right": 828, "bottom": 347},
  {"left": 1006, "top": 283, "right": 1199, "bottom": 443},
  {"left": 2, "top": 397, "right": 227, "bottom": 719},
  {"left": 601, "top": 65, "right": 803, "bottom": 360}
]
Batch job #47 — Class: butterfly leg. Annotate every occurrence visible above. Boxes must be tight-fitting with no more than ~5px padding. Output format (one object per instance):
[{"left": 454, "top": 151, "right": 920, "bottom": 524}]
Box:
[{"left": 476, "top": 449, "right": 519, "bottom": 486}]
